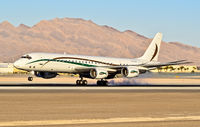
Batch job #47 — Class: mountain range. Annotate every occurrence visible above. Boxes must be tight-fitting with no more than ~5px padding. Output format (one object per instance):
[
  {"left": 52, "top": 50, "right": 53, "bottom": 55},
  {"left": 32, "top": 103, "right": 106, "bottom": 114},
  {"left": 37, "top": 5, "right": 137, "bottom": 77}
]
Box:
[{"left": 0, "top": 18, "right": 199, "bottom": 65}]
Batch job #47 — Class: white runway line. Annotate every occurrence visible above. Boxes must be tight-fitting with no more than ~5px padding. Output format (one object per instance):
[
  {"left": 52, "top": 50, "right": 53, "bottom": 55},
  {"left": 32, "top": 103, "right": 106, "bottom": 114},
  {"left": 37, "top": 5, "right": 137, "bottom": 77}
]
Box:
[
  {"left": 0, "top": 116, "right": 200, "bottom": 126},
  {"left": 0, "top": 86, "right": 200, "bottom": 90}
]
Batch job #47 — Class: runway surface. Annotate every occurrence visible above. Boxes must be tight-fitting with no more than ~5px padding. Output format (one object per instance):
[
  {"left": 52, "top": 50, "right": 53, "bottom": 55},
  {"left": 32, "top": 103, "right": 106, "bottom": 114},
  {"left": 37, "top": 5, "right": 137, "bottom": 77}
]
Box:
[
  {"left": 0, "top": 116, "right": 200, "bottom": 127},
  {"left": 0, "top": 84, "right": 200, "bottom": 92},
  {"left": 0, "top": 84, "right": 200, "bottom": 127}
]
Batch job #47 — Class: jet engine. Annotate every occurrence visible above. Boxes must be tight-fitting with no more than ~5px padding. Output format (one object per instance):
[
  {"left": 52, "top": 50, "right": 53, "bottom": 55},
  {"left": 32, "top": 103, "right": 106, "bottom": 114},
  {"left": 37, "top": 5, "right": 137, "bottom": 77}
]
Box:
[
  {"left": 90, "top": 68, "right": 108, "bottom": 79},
  {"left": 34, "top": 71, "right": 57, "bottom": 79},
  {"left": 121, "top": 67, "right": 139, "bottom": 78}
]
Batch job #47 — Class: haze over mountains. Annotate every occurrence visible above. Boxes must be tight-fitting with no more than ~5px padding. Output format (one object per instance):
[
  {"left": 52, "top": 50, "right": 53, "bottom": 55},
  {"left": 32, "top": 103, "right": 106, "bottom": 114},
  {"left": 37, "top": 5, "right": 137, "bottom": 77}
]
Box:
[{"left": 0, "top": 18, "right": 199, "bottom": 65}]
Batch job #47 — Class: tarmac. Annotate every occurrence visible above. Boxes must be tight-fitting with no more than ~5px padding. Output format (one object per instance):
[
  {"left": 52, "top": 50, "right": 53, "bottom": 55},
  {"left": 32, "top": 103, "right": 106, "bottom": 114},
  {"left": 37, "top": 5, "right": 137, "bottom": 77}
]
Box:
[
  {"left": 0, "top": 84, "right": 200, "bottom": 127},
  {"left": 1, "top": 84, "right": 200, "bottom": 91},
  {"left": 0, "top": 74, "right": 200, "bottom": 127}
]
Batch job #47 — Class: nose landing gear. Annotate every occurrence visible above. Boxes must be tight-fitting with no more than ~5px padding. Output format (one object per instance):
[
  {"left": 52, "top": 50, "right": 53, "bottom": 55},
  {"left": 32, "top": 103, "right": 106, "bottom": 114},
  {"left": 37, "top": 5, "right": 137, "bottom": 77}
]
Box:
[
  {"left": 27, "top": 71, "right": 34, "bottom": 81},
  {"left": 28, "top": 76, "right": 33, "bottom": 81}
]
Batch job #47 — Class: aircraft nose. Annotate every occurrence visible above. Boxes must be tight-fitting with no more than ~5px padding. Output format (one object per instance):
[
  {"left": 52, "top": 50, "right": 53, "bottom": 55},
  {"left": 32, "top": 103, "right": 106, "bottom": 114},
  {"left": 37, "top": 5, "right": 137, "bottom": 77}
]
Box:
[{"left": 14, "top": 60, "right": 22, "bottom": 68}]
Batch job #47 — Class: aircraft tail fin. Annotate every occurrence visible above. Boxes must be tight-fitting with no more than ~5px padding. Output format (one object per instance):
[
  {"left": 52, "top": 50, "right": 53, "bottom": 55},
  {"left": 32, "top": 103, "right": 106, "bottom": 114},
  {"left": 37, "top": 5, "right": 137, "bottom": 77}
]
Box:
[{"left": 139, "top": 32, "right": 163, "bottom": 62}]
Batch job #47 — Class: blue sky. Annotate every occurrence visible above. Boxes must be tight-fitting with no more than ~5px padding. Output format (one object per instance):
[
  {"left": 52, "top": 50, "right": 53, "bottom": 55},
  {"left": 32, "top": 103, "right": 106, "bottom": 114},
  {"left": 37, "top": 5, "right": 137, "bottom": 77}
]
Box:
[{"left": 0, "top": 0, "right": 200, "bottom": 47}]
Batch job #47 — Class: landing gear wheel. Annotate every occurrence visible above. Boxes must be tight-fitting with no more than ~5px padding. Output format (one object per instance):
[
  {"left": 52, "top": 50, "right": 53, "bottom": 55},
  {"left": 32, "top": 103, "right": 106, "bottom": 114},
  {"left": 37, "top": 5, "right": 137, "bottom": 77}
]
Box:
[
  {"left": 76, "top": 80, "right": 88, "bottom": 86},
  {"left": 76, "top": 80, "right": 80, "bottom": 85},
  {"left": 103, "top": 80, "right": 108, "bottom": 86},
  {"left": 83, "top": 80, "right": 88, "bottom": 85},
  {"left": 79, "top": 80, "right": 83, "bottom": 85},
  {"left": 97, "top": 81, "right": 102, "bottom": 86},
  {"left": 28, "top": 77, "right": 33, "bottom": 81},
  {"left": 97, "top": 80, "right": 108, "bottom": 86}
]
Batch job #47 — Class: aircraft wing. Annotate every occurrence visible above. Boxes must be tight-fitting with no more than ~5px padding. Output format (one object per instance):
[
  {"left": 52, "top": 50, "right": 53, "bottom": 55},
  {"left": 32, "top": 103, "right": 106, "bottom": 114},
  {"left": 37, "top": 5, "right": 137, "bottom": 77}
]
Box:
[
  {"left": 76, "top": 60, "right": 192, "bottom": 73},
  {"left": 96, "top": 60, "right": 191, "bottom": 69},
  {"left": 75, "top": 65, "right": 148, "bottom": 74},
  {"left": 75, "top": 60, "right": 191, "bottom": 73},
  {"left": 75, "top": 67, "right": 117, "bottom": 73},
  {"left": 143, "top": 60, "right": 192, "bottom": 69}
]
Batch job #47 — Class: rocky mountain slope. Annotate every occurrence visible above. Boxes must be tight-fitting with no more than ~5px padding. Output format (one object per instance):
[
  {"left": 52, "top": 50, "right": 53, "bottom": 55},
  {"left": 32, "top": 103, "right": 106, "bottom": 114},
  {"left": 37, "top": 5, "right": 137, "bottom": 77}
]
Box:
[{"left": 0, "top": 18, "right": 199, "bottom": 65}]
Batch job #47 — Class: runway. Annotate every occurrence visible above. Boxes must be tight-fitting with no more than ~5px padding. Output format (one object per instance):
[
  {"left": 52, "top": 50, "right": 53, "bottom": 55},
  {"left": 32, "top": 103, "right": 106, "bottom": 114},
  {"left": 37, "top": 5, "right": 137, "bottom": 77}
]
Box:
[
  {"left": 0, "top": 84, "right": 200, "bottom": 127},
  {"left": 0, "top": 84, "right": 200, "bottom": 92},
  {"left": 0, "top": 116, "right": 200, "bottom": 127}
]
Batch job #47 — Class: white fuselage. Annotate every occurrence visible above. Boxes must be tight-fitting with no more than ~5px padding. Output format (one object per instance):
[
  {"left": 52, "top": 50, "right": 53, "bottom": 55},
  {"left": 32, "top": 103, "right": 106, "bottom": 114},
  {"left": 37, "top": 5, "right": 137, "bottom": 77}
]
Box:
[
  {"left": 13, "top": 33, "right": 165, "bottom": 84},
  {"left": 14, "top": 52, "right": 148, "bottom": 73}
]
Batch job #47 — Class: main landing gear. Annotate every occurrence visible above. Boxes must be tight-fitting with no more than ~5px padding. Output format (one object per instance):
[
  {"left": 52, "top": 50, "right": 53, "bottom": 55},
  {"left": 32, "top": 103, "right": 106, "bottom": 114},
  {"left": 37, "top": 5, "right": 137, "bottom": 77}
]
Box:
[
  {"left": 97, "top": 79, "right": 109, "bottom": 86},
  {"left": 76, "top": 77, "right": 88, "bottom": 85},
  {"left": 76, "top": 77, "right": 108, "bottom": 86}
]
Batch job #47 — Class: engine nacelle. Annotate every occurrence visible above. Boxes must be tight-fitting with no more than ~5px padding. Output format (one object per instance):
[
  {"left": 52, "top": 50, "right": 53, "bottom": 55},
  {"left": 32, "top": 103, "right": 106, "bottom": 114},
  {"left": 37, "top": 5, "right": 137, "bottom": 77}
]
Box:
[
  {"left": 34, "top": 71, "right": 57, "bottom": 79},
  {"left": 121, "top": 67, "right": 139, "bottom": 78},
  {"left": 90, "top": 68, "right": 108, "bottom": 79}
]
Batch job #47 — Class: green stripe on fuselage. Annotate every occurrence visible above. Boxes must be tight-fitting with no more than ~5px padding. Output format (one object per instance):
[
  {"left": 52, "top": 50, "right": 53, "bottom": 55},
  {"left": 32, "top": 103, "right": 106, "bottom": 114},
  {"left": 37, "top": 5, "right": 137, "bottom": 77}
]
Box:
[
  {"left": 130, "top": 70, "right": 138, "bottom": 73},
  {"left": 26, "top": 59, "right": 97, "bottom": 67}
]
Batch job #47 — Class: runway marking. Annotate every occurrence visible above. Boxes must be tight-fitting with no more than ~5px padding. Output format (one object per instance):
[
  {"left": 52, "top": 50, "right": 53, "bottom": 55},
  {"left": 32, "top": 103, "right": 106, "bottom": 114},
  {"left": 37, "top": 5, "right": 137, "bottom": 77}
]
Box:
[
  {"left": 1, "top": 86, "right": 200, "bottom": 90},
  {"left": 0, "top": 116, "right": 200, "bottom": 126}
]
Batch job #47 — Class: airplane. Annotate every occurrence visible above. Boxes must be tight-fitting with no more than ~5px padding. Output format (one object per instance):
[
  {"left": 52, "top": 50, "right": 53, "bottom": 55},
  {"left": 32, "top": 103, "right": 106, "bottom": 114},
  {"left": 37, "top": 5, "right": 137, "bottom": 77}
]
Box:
[{"left": 13, "top": 32, "right": 190, "bottom": 85}]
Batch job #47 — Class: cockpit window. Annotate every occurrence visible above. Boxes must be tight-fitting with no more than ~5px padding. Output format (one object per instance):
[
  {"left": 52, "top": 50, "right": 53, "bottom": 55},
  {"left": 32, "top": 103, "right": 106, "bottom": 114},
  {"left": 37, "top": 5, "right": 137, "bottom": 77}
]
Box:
[{"left": 21, "top": 55, "right": 32, "bottom": 59}]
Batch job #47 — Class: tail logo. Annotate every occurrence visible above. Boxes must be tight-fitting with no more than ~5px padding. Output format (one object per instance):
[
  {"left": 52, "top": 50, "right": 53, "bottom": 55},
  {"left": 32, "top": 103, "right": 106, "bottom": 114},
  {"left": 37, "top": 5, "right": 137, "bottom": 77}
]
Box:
[{"left": 150, "top": 44, "right": 158, "bottom": 61}]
